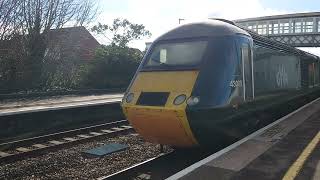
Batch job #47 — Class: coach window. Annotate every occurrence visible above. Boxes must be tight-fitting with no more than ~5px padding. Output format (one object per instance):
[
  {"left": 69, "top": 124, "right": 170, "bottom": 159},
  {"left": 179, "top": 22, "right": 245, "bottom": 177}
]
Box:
[
  {"left": 318, "top": 20, "right": 320, "bottom": 32},
  {"left": 241, "top": 44, "right": 253, "bottom": 100}
]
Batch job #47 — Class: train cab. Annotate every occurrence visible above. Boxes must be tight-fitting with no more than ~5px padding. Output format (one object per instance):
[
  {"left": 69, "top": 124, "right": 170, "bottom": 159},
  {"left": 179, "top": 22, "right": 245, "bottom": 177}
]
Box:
[{"left": 121, "top": 20, "right": 254, "bottom": 147}]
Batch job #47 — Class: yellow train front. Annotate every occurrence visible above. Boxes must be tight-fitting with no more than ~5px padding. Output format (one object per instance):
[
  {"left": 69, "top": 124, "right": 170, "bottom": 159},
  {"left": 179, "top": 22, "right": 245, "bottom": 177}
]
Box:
[{"left": 121, "top": 20, "right": 320, "bottom": 148}]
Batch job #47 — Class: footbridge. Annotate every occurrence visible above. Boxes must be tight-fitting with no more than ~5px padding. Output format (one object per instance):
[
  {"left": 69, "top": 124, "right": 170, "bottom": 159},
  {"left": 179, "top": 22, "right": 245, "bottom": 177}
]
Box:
[{"left": 235, "top": 12, "right": 320, "bottom": 47}]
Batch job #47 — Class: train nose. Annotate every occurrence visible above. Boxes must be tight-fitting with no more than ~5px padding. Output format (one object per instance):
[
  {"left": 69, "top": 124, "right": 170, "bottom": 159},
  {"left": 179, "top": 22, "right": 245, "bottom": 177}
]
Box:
[
  {"left": 123, "top": 105, "right": 197, "bottom": 147},
  {"left": 121, "top": 71, "right": 199, "bottom": 147}
]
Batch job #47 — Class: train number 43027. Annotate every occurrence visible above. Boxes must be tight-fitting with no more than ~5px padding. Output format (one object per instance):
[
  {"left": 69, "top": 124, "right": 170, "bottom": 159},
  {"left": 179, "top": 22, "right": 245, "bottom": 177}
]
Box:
[{"left": 230, "top": 80, "right": 243, "bottom": 87}]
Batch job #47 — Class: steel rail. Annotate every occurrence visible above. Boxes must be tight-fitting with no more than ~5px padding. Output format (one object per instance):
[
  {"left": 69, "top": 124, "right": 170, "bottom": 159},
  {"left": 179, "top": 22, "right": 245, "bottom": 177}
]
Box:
[{"left": 0, "top": 120, "right": 133, "bottom": 163}]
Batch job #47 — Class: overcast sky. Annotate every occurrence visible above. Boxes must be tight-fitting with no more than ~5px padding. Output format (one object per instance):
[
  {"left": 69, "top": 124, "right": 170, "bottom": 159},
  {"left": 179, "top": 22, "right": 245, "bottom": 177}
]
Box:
[{"left": 94, "top": 0, "right": 320, "bottom": 55}]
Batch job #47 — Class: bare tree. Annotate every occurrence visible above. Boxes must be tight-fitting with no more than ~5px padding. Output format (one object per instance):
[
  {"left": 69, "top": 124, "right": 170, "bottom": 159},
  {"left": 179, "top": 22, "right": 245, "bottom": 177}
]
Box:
[
  {"left": 0, "top": 0, "right": 22, "bottom": 40},
  {"left": 0, "top": 0, "right": 99, "bottom": 91},
  {"left": 0, "top": 0, "right": 99, "bottom": 40},
  {"left": 18, "top": 0, "right": 99, "bottom": 89},
  {"left": 19, "top": 0, "right": 98, "bottom": 35}
]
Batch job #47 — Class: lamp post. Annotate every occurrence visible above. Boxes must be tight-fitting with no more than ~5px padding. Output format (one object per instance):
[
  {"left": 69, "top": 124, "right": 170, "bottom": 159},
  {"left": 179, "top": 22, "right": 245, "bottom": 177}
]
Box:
[{"left": 179, "top": 18, "right": 185, "bottom": 24}]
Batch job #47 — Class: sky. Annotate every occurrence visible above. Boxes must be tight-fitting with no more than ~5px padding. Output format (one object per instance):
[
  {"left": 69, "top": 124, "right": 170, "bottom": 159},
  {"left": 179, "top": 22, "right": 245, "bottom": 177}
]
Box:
[{"left": 93, "top": 0, "right": 320, "bottom": 55}]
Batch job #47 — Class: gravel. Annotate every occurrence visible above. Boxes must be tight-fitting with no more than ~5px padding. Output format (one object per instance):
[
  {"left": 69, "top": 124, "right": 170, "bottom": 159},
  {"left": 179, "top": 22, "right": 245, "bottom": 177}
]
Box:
[{"left": 0, "top": 133, "right": 172, "bottom": 179}]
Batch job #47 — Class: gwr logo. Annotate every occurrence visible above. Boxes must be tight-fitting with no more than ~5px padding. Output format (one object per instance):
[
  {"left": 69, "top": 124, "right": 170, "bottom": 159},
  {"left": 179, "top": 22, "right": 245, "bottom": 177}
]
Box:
[{"left": 276, "top": 65, "right": 288, "bottom": 87}]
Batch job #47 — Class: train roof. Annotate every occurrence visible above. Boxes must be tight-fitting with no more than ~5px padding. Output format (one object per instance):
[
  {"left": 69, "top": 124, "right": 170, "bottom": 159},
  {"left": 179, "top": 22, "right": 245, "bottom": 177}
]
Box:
[
  {"left": 155, "top": 20, "right": 250, "bottom": 42},
  {"left": 153, "top": 19, "right": 319, "bottom": 60}
]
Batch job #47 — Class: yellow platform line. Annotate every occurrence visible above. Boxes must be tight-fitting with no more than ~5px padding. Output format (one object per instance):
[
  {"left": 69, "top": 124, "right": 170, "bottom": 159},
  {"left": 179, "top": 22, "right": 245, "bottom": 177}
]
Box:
[
  {"left": 282, "top": 131, "right": 320, "bottom": 180},
  {"left": 313, "top": 160, "right": 320, "bottom": 180}
]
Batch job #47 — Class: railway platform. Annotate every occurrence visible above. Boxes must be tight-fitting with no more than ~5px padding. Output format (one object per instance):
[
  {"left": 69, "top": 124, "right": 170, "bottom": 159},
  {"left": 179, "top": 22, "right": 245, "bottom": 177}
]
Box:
[
  {"left": 0, "top": 93, "right": 123, "bottom": 116},
  {"left": 168, "top": 97, "right": 320, "bottom": 180}
]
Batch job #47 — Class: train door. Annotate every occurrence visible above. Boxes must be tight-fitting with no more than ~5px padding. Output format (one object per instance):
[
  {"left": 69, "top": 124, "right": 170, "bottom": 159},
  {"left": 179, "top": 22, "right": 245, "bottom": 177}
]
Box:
[
  {"left": 241, "top": 43, "right": 254, "bottom": 101},
  {"left": 308, "top": 63, "right": 315, "bottom": 87},
  {"left": 315, "top": 61, "right": 320, "bottom": 86}
]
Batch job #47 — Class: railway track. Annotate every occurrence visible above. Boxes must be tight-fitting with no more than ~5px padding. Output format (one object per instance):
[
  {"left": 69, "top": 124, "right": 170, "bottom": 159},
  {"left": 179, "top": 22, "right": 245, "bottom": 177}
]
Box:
[
  {"left": 99, "top": 148, "right": 214, "bottom": 180},
  {"left": 0, "top": 120, "right": 133, "bottom": 163}
]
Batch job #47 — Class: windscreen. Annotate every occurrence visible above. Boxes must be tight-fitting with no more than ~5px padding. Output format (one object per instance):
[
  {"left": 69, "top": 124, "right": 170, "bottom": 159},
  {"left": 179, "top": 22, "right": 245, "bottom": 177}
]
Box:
[{"left": 143, "top": 40, "right": 208, "bottom": 69}]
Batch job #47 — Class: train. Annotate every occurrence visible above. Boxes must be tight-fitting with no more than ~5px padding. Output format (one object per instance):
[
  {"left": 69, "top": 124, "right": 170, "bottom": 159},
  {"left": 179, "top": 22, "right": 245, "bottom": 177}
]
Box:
[{"left": 121, "top": 19, "right": 320, "bottom": 148}]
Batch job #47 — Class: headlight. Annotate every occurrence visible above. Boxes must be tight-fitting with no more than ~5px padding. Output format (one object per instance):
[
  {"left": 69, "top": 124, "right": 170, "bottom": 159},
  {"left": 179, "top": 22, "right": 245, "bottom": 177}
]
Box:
[
  {"left": 187, "top": 96, "right": 200, "bottom": 106},
  {"left": 173, "top": 94, "right": 187, "bottom": 105},
  {"left": 125, "top": 93, "right": 134, "bottom": 103}
]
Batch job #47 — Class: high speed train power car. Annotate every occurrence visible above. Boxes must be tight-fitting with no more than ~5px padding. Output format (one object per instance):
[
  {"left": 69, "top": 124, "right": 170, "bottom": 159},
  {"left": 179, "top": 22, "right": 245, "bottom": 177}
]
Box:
[{"left": 121, "top": 19, "right": 320, "bottom": 148}]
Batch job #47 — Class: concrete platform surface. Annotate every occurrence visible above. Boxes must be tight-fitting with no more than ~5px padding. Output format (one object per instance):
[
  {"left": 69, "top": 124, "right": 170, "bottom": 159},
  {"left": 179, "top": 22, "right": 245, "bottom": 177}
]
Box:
[
  {"left": 0, "top": 93, "right": 123, "bottom": 116},
  {"left": 168, "top": 97, "right": 320, "bottom": 180}
]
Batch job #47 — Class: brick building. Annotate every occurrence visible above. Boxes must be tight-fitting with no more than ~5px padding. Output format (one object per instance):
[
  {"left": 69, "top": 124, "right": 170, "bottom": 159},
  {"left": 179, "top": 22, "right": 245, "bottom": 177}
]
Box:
[{"left": 0, "top": 26, "right": 100, "bottom": 62}]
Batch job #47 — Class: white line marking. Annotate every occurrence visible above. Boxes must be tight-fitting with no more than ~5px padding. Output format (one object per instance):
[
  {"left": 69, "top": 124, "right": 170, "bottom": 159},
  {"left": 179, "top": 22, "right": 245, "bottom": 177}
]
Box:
[
  {"left": 166, "top": 97, "right": 320, "bottom": 180},
  {"left": 0, "top": 98, "right": 121, "bottom": 116},
  {"left": 97, "top": 154, "right": 166, "bottom": 180}
]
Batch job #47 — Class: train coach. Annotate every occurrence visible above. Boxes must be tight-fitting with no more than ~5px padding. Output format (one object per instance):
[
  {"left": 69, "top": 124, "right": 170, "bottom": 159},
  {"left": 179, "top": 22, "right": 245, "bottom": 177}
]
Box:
[{"left": 121, "top": 19, "right": 320, "bottom": 148}]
